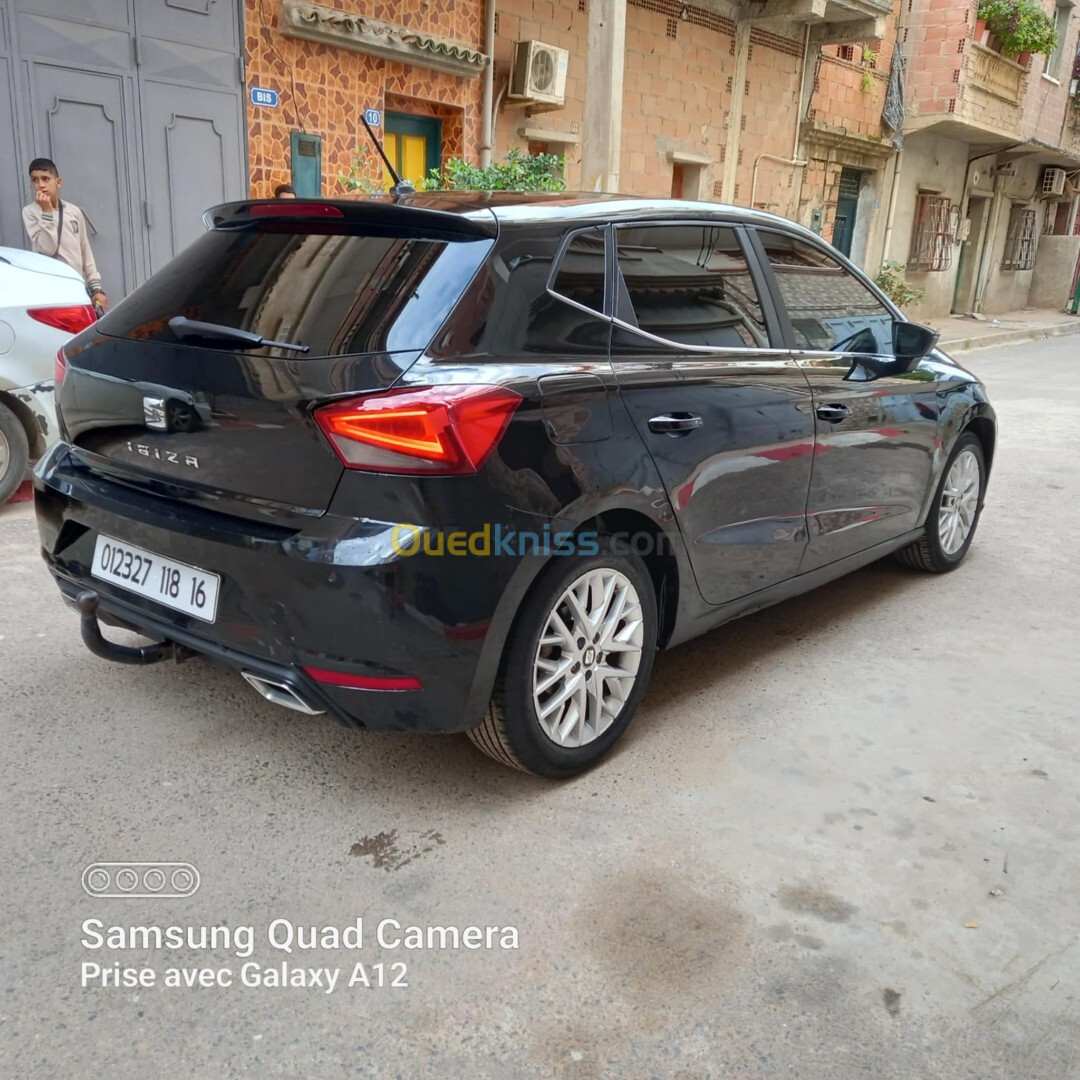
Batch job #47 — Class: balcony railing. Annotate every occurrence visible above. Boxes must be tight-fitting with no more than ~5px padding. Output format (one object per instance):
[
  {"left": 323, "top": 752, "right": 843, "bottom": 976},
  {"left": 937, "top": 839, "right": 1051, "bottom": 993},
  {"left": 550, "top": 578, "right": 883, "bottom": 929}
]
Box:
[{"left": 969, "top": 44, "right": 1025, "bottom": 104}]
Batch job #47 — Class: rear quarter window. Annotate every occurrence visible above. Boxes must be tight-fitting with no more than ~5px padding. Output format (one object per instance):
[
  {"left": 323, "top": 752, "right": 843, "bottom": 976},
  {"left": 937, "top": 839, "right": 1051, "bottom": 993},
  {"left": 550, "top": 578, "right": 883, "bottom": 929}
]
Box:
[{"left": 432, "top": 225, "right": 610, "bottom": 358}]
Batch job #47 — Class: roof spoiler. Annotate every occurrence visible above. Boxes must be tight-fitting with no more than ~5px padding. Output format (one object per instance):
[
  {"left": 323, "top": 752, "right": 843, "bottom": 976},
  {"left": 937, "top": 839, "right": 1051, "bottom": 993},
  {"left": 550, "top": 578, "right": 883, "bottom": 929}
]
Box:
[{"left": 201, "top": 199, "right": 495, "bottom": 240}]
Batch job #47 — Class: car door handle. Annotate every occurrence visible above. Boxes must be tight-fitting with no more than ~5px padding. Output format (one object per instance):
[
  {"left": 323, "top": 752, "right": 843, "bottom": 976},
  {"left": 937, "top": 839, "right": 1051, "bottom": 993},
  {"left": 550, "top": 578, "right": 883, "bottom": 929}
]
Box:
[
  {"left": 816, "top": 404, "right": 851, "bottom": 423},
  {"left": 648, "top": 413, "right": 703, "bottom": 435}
]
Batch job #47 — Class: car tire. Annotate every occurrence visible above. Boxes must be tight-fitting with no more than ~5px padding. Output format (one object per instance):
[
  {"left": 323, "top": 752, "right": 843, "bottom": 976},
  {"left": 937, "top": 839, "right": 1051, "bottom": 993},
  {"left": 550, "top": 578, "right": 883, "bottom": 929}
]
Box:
[
  {"left": 467, "top": 536, "right": 658, "bottom": 777},
  {"left": 0, "top": 402, "right": 30, "bottom": 505},
  {"left": 894, "top": 431, "right": 986, "bottom": 573}
]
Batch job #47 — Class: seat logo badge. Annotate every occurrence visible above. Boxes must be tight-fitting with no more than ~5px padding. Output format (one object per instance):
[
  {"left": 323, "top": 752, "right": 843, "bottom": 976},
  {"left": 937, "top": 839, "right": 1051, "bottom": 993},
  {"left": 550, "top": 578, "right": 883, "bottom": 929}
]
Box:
[{"left": 143, "top": 396, "right": 167, "bottom": 430}]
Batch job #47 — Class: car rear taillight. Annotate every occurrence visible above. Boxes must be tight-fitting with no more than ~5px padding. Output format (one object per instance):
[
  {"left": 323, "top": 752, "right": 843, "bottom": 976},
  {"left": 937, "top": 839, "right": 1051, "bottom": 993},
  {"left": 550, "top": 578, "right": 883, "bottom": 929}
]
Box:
[
  {"left": 54, "top": 348, "right": 67, "bottom": 385},
  {"left": 28, "top": 305, "right": 97, "bottom": 335},
  {"left": 314, "top": 385, "right": 522, "bottom": 475}
]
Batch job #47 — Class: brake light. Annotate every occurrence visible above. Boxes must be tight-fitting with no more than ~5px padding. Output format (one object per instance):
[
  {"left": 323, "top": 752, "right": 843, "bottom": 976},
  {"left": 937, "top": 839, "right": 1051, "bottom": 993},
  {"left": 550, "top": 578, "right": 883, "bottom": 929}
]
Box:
[
  {"left": 314, "top": 385, "right": 522, "bottom": 475},
  {"left": 249, "top": 202, "right": 344, "bottom": 218},
  {"left": 303, "top": 666, "right": 422, "bottom": 691},
  {"left": 28, "top": 305, "right": 96, "bottom": 334},
  {"left": 54, "top": 347, "right": 67, "bottom": 385}
]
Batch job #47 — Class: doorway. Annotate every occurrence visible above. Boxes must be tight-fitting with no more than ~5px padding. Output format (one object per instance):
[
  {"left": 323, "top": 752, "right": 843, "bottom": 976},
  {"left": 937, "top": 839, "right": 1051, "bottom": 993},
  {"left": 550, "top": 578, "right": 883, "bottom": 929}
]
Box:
[
  {"left": 383, "top": 114, "right": 442, "bottom": 190},
  {"left": 952, "top": 195, "right": 990, "bottom": 314},
  {"left": 0, "top": 0, "right": 246, "bottom": 299},
  {"left": 832, "top": 167, "right": 862, "bottom": 257}
]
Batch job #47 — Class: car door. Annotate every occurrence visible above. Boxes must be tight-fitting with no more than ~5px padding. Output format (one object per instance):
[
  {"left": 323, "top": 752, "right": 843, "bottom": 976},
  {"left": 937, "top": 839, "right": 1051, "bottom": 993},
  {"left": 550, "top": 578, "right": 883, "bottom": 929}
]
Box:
[
  {"left": 609, "top": 221, "right": 816, "bottom": 606},
  {"left": 750, "top": 229, "right": 940, "bottom": 572}
]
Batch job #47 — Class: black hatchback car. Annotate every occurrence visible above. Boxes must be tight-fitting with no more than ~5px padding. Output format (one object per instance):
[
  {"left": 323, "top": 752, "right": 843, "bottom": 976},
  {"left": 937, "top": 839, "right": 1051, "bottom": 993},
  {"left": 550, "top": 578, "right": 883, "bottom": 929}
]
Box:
[{"left": 35, "top": 193, "right": 995, "bottom": 776}]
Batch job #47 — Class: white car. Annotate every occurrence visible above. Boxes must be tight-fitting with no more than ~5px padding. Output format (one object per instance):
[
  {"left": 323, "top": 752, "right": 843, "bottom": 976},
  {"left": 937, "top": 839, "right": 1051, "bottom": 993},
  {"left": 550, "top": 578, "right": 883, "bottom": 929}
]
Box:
[{"left": 0, "top": 246, "right": 96, "bottom": 503}]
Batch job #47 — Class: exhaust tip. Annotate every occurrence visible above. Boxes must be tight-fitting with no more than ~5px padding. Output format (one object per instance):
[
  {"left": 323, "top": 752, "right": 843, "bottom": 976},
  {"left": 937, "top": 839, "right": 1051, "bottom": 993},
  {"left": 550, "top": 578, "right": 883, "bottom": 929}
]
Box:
[{"left": 241, "top": 671, "right": 325, "bottom": 716}]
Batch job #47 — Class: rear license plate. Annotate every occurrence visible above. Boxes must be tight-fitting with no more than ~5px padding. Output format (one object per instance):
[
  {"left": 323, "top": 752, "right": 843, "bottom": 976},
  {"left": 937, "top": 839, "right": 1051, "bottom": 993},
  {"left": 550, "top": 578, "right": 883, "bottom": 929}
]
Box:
[{"left": 91, "top": 534, "right": 220, "bottom": 623}]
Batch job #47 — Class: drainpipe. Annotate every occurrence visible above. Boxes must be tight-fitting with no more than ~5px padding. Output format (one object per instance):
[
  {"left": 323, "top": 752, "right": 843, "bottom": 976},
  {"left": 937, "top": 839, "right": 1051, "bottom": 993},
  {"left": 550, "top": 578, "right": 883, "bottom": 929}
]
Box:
[
  {"left": 751, "top": 153, "right": 808, "bottom": 208},
  {"left": 752, "top": 24, "right": 811, "bottom": 214},
  {"left": 793, "top": 25, "right": 810, "bottom": 161},
  {"left": 480, "top": 0, "right": 496, "bottom": 168},
  {"left": 880, "top": 149, "right": 904, "bottom": 265},
  {"left": 721, "top": 21, "right": 752, "bottom": 202}
]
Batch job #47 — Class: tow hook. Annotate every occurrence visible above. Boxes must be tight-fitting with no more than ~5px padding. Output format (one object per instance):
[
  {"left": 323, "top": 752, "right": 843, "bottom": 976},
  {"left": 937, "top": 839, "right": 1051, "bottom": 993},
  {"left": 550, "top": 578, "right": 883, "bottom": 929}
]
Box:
[{"left": 76, "top": 591, "right": 192, "bottom": 665}]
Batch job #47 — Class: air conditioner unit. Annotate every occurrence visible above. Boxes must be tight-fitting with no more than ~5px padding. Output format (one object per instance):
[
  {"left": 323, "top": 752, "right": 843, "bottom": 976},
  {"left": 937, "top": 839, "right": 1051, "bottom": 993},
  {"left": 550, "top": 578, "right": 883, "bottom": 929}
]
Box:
[
  {"left": 1041, "top": 167, "right": 1067, "bottom": 197},
  {"left": 508, "top": 41, "right": 569, "bottom": 107}
]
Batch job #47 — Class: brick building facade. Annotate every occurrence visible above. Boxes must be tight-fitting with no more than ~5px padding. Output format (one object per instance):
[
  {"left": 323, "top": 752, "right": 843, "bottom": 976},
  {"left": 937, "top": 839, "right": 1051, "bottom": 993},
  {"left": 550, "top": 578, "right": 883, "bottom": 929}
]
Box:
[
  {"left": 245, "top": 0, "right": 899, "bottom": 261},
  {"left": 241, "top": 0, "right": 1080, "bottom": 316},
  {"left": 892, "top": 0, "right": 1080, "bottom": 318},
  {"left": 244, "top": 0, "right": 488, "bottom": 196}
]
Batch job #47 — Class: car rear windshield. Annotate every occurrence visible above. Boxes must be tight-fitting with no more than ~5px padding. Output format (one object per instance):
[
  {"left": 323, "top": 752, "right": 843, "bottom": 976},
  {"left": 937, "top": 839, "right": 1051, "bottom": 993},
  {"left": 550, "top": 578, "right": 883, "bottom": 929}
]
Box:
[{"left": 98, "top": 225, "right": 493, "bottom": 357}]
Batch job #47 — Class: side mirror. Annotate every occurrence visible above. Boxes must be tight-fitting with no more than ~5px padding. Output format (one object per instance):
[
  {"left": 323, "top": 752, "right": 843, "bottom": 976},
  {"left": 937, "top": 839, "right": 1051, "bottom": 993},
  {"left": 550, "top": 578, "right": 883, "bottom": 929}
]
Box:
[{"left": 892, "top": 321, "right": 940, "bottom": 365}]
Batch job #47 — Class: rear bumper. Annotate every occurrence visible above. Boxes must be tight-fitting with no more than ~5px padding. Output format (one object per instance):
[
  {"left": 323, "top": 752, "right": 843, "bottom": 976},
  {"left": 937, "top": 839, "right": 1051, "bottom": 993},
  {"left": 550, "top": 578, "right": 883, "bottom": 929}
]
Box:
[{"left": 34, "top": 445, "right": 522, "bottom": 734}]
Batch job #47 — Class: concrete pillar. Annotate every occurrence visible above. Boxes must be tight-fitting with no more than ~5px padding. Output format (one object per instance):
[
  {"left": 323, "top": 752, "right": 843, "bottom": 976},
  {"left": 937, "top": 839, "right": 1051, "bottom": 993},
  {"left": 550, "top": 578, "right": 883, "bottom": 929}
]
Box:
[
  {"left": 721, "top": 22, "right": 752, "bottom": 203},
  {"left": 581, "top": 0, "right": 626, "bottom": 192}
]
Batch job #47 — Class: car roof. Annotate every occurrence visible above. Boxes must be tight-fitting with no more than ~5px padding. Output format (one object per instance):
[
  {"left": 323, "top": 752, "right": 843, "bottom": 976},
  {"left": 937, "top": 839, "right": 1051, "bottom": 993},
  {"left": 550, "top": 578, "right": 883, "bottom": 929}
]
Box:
[
  {"left": 376, "top": 191, "right": 824, "bottom": 238},
  {"left": 208, "top": 192, "right": 826, "bottom": 247},
  {"left": 0, "top": 245, "right": 86, "bottom": 280}
]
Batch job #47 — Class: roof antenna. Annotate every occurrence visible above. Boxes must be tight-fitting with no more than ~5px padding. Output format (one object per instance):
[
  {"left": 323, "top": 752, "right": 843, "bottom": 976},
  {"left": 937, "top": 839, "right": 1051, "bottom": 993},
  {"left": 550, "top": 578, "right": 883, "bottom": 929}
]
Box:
[{"left": 361, "top": 114, "right": 416, "bottom": 197}]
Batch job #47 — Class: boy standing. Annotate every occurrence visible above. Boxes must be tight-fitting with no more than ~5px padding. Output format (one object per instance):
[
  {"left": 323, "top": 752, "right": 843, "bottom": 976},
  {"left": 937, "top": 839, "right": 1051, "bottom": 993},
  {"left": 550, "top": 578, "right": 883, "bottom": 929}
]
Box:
[{"left": 21, "top": 157, "right": 109, "bottom": 313}]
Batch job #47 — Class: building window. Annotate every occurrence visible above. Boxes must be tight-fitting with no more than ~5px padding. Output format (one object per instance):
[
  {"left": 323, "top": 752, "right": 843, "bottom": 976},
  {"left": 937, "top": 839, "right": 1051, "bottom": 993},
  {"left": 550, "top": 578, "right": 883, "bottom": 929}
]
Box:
[
  {"left": 1045, "top": 4, "right": 1072, "bottom": 79},
  {"left": 907, "top": 193, "right": 954, "bottom": 272},
  {"left": 1002, "top": 206, "right": 1038, "bottom": 270}
]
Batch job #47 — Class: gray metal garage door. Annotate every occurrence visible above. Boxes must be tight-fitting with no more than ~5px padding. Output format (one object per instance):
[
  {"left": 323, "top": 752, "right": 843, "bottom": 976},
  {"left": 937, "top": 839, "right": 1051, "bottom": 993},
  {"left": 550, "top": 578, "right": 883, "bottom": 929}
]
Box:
[{"left": 0, "top": 0, "right": 247, "bottom": 300}]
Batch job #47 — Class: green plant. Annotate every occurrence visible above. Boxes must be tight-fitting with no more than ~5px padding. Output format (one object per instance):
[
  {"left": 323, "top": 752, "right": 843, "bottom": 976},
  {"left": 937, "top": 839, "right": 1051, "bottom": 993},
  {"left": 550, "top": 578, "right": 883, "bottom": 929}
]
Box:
[
  {"left": 875, "top": 261, "right": 926, "bottom": 308},
  {"left": 977, "top": 0, "right": 1059, "bottom": 56},
  {"left": 425, "top": 148, "right": 566, "bottom": 191},
  {"left": 337, "top": 146, "right": 385, "bottom": 194},
  {"left": 859, "top": 47, "right": 877, "bottom": 93}
]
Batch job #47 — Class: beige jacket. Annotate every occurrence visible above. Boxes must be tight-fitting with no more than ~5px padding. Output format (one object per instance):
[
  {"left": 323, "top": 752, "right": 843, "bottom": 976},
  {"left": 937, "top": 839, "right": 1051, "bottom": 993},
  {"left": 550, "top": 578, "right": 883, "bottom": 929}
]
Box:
[{"left": 21, "top": 200, "right": 103, "bottom": 294}]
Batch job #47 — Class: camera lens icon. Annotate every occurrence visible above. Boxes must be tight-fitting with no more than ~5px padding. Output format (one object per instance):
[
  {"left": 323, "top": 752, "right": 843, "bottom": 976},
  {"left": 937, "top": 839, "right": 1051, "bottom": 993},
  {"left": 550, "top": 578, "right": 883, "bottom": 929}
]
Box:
[{"left": 82, "top": 863, "right": 200, "bottom": 899}]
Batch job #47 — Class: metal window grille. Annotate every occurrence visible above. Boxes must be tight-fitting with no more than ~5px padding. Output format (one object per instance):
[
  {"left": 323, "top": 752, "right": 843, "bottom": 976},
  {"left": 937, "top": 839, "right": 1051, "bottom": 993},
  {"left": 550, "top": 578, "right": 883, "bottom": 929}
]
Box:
[
  {"left": 1002, "top": 207, "right": 1038, "bottom": 271},
  {"left": 907, "top": 193, "right": 953, "bottom": 272}
]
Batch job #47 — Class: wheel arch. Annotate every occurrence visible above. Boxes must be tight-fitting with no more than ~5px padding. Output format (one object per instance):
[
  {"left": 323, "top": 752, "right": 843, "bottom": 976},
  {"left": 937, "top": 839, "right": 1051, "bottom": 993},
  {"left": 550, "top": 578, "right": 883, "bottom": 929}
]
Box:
[
  {"left": 0, "top": 390, "right": 45, "bottom": 461},
  {"left": 581, "top": 507, "right": 680, "bottom": 650},
  {"left": 962, "top": 413, "right": 996, "bottom": 480},
  {"left": 459, "top": 501, "right": 688, "bottom": 731}
]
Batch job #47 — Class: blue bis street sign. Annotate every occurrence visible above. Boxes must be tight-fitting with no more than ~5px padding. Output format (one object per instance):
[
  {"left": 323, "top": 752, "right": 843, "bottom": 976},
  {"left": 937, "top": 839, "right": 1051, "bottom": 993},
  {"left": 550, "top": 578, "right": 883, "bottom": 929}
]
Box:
[
  {"left": 250, "top": 87, "right": 279, "bottom": 108},
  {"left": 364, "top": 108, "right": 381, "bottom": 126}
]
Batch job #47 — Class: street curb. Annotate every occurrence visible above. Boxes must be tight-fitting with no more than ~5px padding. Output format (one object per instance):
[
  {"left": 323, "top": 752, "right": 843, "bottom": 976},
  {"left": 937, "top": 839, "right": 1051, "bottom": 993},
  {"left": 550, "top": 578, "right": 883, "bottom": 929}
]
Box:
[{"left": 939, "top": 317, "right": 1080, "bottom": 355}]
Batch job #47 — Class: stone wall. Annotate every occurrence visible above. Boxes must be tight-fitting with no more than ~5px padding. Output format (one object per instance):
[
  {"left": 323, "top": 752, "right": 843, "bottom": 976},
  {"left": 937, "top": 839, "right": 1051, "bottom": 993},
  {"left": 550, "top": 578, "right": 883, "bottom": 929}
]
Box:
[{"left": 243, "top": 0, "right": 486, "bottom": 197}]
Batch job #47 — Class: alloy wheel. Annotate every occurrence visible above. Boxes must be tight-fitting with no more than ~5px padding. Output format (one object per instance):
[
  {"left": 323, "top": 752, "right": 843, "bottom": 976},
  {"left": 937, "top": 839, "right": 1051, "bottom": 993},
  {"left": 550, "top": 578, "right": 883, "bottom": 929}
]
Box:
[
  {"left": 532, "top": 568, "right": 645, "bottom": 748},
  {"left": 938, "top": 448, "right": 981, "bottom": 555}
]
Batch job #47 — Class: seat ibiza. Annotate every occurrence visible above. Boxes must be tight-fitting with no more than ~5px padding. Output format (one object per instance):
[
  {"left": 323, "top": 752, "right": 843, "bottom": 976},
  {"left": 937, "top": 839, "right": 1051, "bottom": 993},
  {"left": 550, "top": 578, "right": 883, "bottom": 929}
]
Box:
[{"left": 35, "top": 194, "right": 995, "bottom": 776}]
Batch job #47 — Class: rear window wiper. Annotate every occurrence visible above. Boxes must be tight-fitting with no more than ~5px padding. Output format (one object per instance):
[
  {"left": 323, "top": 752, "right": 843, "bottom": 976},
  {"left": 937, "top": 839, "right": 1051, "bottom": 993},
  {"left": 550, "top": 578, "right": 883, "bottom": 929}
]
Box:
[{"left": 168, "top": 316, "right": 310, "bottom": 353}]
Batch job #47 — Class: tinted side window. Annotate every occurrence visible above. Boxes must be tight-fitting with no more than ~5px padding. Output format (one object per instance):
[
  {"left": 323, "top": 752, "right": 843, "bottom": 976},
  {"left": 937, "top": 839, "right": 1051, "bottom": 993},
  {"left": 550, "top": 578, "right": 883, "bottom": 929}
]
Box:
[
  {"left": 759, "top": 233, "right": 894, "bottom": 355},
  {"left": 615, "top": 224, "right": 769, "bottom": 349},
  {"left": 439, "top": 225, "right": 609, "bottom": 356},
  {"left": 97, "top": 226, "right": 492, "bottom": 357}
]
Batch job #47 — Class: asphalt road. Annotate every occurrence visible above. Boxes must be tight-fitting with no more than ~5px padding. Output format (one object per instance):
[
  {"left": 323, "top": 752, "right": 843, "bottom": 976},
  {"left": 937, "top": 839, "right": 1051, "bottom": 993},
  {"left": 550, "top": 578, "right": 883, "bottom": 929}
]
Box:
[{"left": 2, "top": 337, "right": 1078, "bottom": 1079}]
